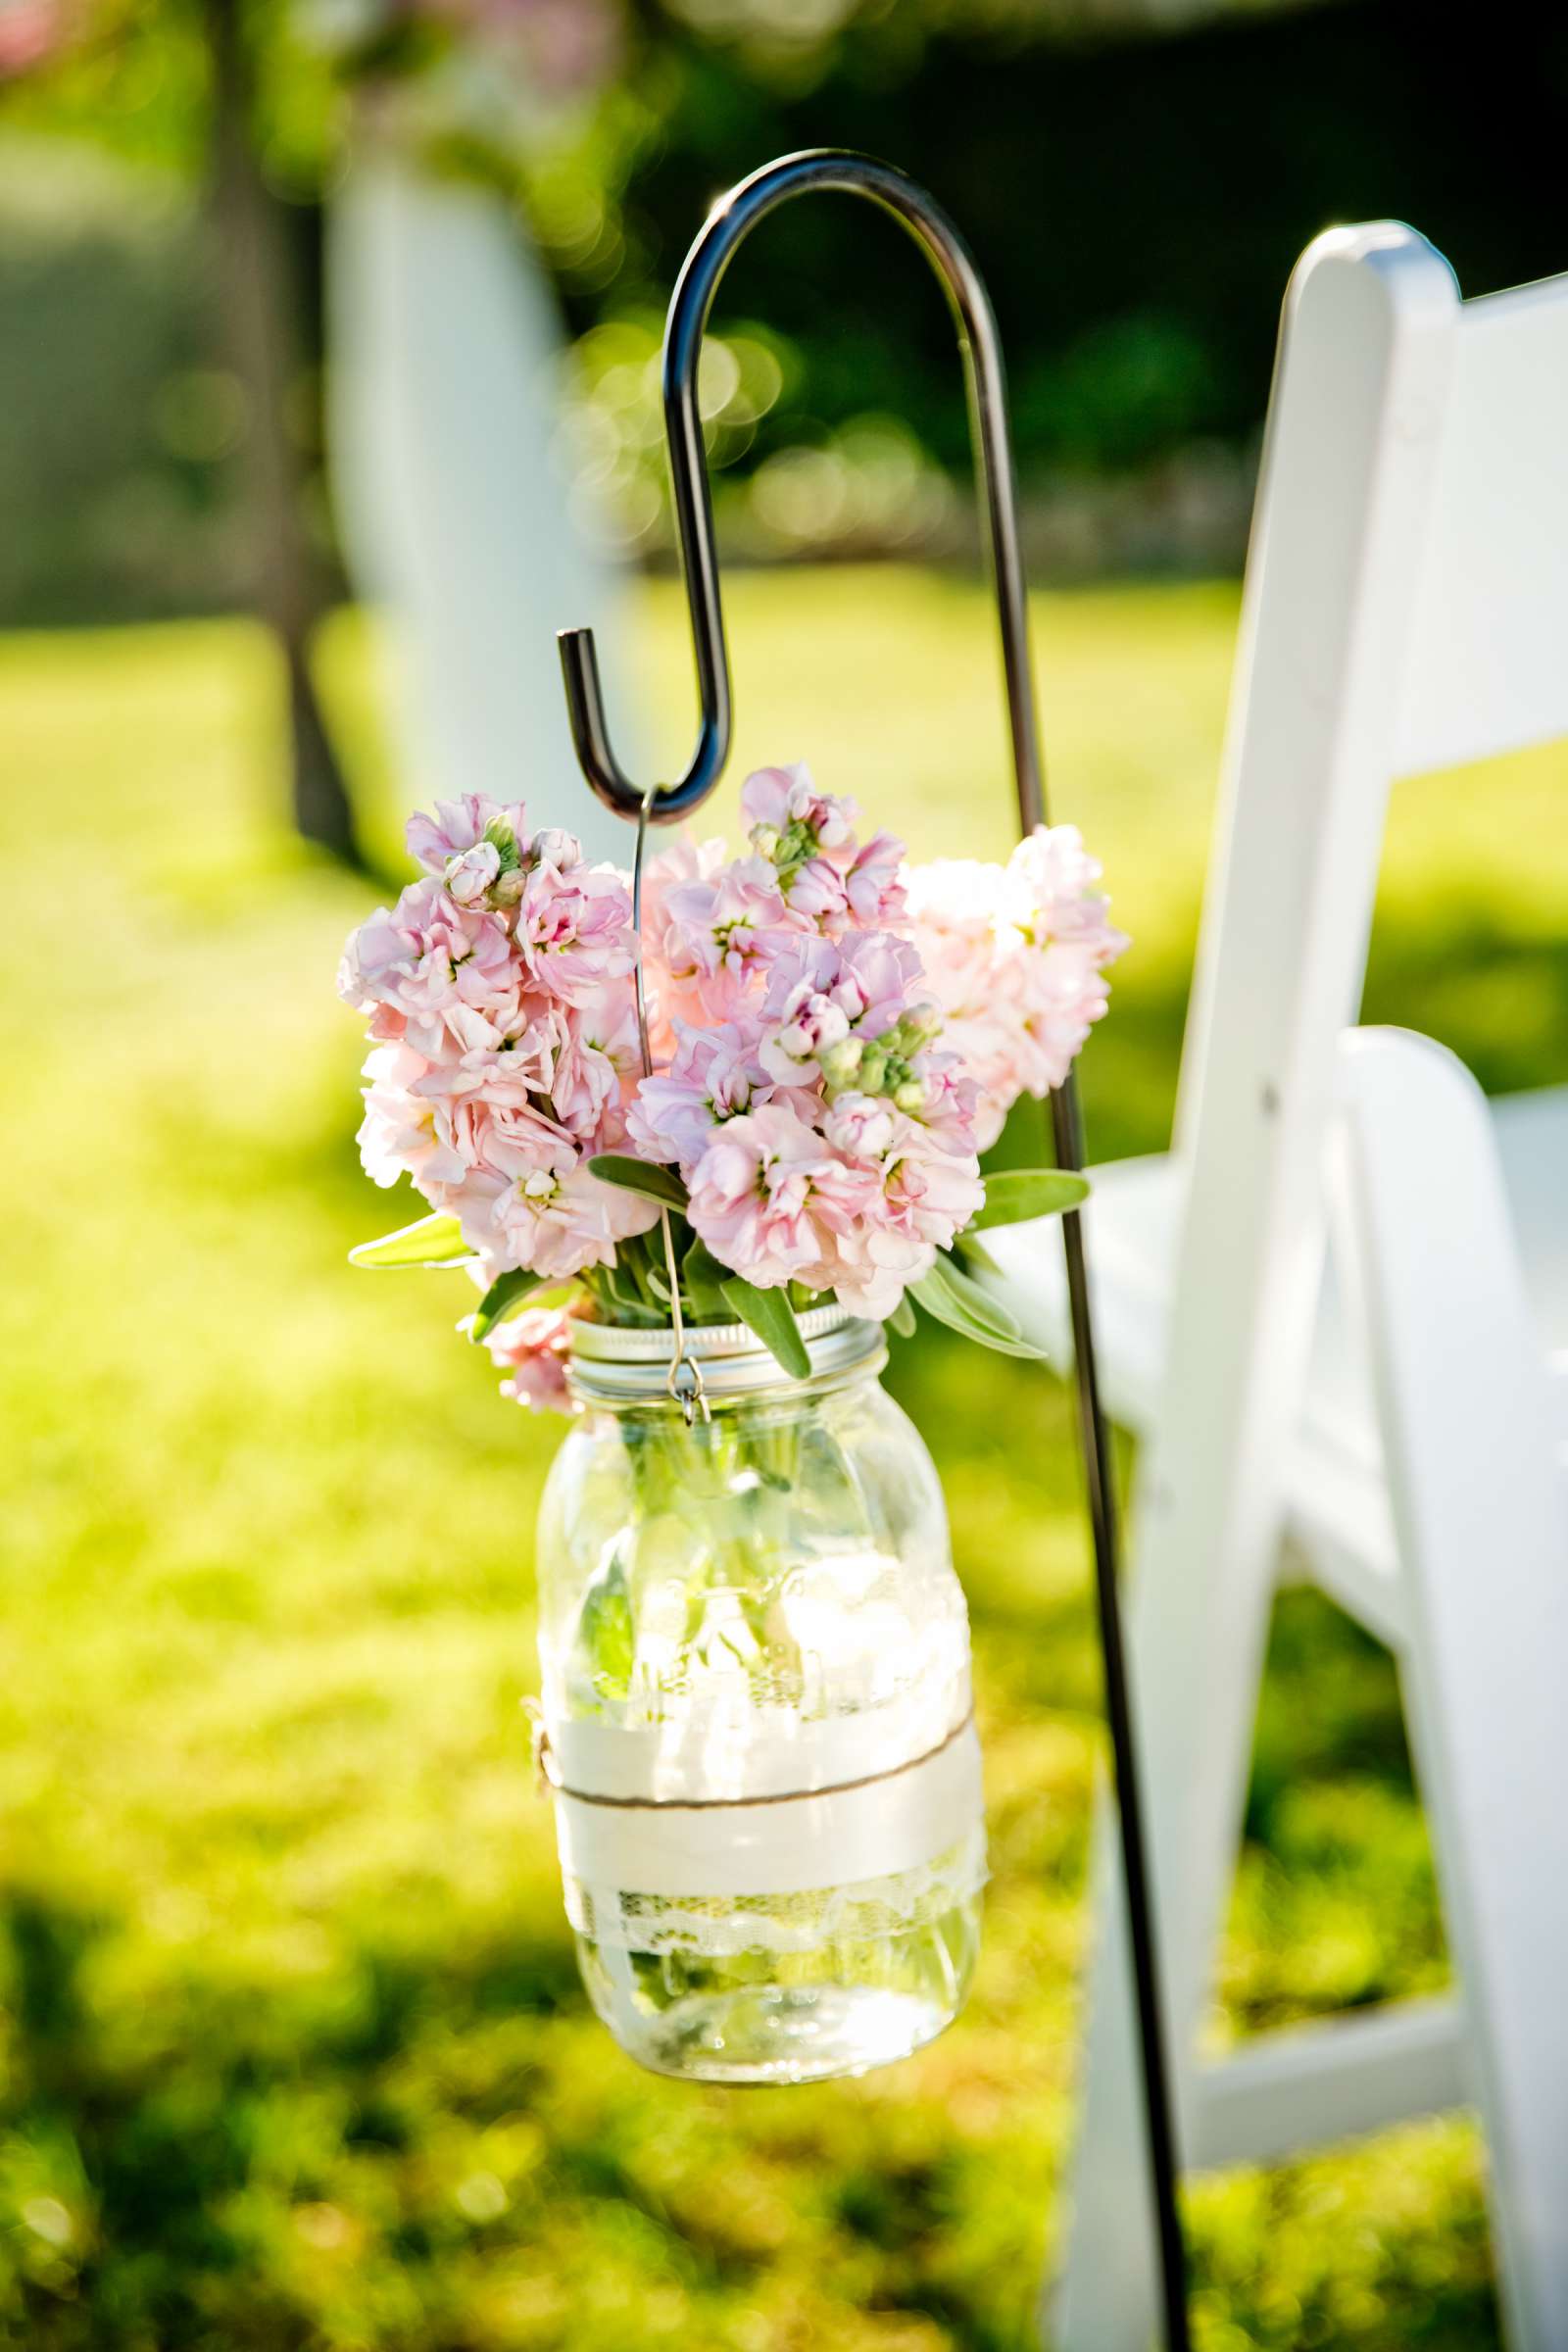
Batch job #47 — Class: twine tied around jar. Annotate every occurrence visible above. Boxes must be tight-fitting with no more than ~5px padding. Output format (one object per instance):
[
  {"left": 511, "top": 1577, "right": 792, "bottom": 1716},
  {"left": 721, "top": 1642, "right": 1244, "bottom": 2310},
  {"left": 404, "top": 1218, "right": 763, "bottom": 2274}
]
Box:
[
  {"left": 632, "top": 782, "right": 710, "bottom": 1427},
  {"left": 525, "top": 1695, "right": 977, "bottom": 1810}
]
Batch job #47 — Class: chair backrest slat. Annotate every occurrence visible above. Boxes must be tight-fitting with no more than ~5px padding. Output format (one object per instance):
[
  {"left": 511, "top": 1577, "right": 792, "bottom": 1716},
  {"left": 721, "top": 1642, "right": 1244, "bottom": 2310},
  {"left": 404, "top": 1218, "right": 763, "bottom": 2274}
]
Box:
[
  {"left": 1136, "top": 224, "right": 1463, "bottom": 2042},
  {"left": 1395, "top": 272, "right": 1568, "bottom": 778},
  {"left": 1145, "top": 223, "right": 1567, "bottom": 2040}
]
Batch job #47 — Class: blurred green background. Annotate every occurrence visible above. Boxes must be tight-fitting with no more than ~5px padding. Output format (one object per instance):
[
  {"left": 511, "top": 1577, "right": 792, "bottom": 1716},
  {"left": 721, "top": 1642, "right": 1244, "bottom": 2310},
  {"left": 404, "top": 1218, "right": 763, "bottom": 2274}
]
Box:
[
  {"left": 5, "top": 0, "right": 1568, "bottom": 625},
  {"left": 5, "top": 2, "right": 1568, "bottom": 2347}
]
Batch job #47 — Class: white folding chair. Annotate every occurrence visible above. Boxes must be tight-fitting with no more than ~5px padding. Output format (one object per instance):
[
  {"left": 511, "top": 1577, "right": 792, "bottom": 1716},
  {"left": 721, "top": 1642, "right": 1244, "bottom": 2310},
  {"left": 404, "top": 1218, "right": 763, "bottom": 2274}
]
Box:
[{"left": 987, "top": 224, "right": 1568, "bottom": 2347}]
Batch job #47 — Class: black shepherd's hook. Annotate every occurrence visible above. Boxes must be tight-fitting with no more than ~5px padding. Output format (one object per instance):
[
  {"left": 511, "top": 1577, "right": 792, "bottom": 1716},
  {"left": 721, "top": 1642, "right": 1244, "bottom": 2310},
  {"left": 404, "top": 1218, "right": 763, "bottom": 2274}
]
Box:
[{"left": 555, "top": 148, "right": 1191, "bottom": 2352}]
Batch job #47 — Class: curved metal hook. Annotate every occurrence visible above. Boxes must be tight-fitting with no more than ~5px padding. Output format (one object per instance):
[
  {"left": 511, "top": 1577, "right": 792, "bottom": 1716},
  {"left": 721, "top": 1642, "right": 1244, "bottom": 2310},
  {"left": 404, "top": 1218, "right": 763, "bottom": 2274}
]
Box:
[{"left": 557, "top": 148, "right": 1045, "bottom": 834}]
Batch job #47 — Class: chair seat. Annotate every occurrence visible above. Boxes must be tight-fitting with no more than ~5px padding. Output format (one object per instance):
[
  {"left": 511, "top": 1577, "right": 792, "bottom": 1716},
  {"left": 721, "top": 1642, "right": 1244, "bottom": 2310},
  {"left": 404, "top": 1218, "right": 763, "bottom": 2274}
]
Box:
[{"left": 990, "top": 1082, "right": 1568, "bottom": 1647}]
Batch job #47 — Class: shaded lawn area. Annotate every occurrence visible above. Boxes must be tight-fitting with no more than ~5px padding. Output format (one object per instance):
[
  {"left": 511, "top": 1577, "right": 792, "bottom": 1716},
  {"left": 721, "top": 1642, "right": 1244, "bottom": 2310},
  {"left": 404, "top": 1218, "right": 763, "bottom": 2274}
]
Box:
[{"left": 4, "top": 568, "right": 1564, "bottom": 2349}]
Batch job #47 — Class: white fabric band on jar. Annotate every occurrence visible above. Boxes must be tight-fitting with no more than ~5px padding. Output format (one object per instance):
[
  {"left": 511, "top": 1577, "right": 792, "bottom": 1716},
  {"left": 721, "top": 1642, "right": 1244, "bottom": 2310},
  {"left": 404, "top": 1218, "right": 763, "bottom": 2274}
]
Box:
[
  {"left": 547, "top": 1671, "right": 971, "bottom": 1804},
  {"left": 551, "top": 1714, "right": 983, "bottom": 1899}
]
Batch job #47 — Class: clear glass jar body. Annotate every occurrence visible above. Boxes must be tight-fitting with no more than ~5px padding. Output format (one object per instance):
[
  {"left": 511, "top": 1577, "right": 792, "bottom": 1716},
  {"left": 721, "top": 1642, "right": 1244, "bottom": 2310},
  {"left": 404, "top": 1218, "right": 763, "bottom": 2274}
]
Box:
[{"left": 534, "top": 1318, "right": 985, "bottom": 2084}]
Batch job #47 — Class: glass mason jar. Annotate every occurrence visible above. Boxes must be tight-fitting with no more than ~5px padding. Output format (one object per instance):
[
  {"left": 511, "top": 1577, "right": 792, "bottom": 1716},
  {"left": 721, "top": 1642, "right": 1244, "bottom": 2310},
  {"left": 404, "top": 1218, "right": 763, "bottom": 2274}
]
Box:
[{"left": 534, "top": 1308, "right": 986, "bottom": 2084}]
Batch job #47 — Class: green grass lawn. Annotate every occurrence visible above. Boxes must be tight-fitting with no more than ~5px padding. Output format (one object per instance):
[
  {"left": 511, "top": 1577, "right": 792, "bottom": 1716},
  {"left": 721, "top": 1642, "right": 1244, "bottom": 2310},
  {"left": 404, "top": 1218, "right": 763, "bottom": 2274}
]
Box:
[{"left": 4, "top": 570, "right": 1564, "bottom": 2350}]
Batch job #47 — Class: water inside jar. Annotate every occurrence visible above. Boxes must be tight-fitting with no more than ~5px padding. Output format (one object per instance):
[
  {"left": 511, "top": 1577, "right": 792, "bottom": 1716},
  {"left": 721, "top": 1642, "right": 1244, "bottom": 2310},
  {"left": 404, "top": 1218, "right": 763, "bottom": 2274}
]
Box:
[{"left": 570, "top": 1857, "right": 984, "bottom": 2084}]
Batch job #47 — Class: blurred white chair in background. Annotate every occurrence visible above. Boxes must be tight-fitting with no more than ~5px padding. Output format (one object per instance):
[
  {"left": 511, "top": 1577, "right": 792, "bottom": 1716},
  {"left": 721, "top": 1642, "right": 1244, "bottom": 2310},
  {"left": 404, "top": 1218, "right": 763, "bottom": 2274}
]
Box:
[
  {"left": 327, "top": 147, "right": 640, "bottom": 864},
  {"left": 987, "top": 224, "right": 1568, "bottom": 2348}
]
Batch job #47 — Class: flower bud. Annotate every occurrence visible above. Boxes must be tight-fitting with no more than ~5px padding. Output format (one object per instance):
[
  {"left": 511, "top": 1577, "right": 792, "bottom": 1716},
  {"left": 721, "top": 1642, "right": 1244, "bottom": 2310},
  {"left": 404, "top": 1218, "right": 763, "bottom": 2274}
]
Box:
[
  {"left": 857, "top": 1047, "right": 888, "bottom": 1097},
  {"left": 893, "top": 1078, "right": 925, "bottom": 1114},
  {"left": 750, "top": 823, "right": 783, "bottom": 861},
  {"left": 819, "top": 1036, "right": 863, "bottom": 1091},
  {"left": 529, "top": 827, "right": 583, "bottom": 872},
  {"left": 444, "top": 842, "right": 503, "bottom": 906}
]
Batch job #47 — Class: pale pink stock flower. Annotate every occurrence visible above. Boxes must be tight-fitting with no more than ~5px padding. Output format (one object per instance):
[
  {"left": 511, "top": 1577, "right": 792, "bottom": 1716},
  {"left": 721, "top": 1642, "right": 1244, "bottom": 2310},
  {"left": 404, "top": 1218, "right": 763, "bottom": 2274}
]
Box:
[
  {"left": 883, "top": 1123, "right": 987, "bottom": 1252},
  {"left": 759, "top": 970, "right": 852, "bottom": 1085},
  {"left": 686, "top": 1104, "right": 846, "bottom": 1291},
  {"left": 901, "top": 838, "right": 1124, "bottom": 1146},
  {"left": 904, "top": 1054, "right": 983, "bottom": 1156},
  {"left": 432, "top": 1097, "right": 580, "bottom": 1204},
  {"left": 995, "top": 826, "right": 1126, "bottom": 1100},
  {"left": 338, "top": 879, "right": 519, "bottom": 1061},
  {"left": 813, "top": 1096, "right": 985, "bottom": 1318},
  {"left": 455, "top": 1136, "right": 659, "bottom": 1278},
  {"left": 779, "top": 854, "right": 850, "bottom": 928},
  {"left": 485, "top": 1303, "right": 574, "bottom": 1415},
  {"left": 530, "top": 826, "right": 588, "bottom": 871},
  {"left": 443, "top": 842, "right": 504, "bottom": 906},
  {"left": 760, "top": 933, "right": 923, "bottom": 1078},
  {"left": 638, "top": 834, "right": 727, "bottom": 1046},
  {"left": 626, "top": 1019, "right": 771, "bottom": 1171},
  {"left": 834, "top": 930, "right": 926, "bottom": 1033},
  {"left": 514, "top": 855, "right": 635, "bottom": 1006},
  {"left": 900, "top": 858, "right": 1005, "bottom": 988},
  {"left": 1002, "top": 824, "right": 1124, "bottom": 954},
  {"left": 545, "top": 982, "right": 644, "bottom": 1142},
  {"left": 659, "top": 859, "right": 798, "bottom": 1019},
  {"left": 359, "top": 1051, "right": 577, "bottom": 1215},
  {"left": 738, "top": 765, "right": 906, "bottom": 936},
  {"left": 741, "top": 763, "right": 858, "bottom": 850},
  {"left": 1004, "top": 953, "right": 1115, "bottom": 1100},
  {"left": 829, "top": 1148, "right": 984, "bottom": 1320},
  {"left": 357, "top": 1044, "right": 473, "bottom": 1192},
  {"left": 640, "top": 833, "right": 728, "bottom": 931},
  {"left": 844, "top": 830, "right": 907, "bottom": 927},
  {"left": 427, "top": 1001, "right": 571, "bottom": 1110},
  {"left": 406, "top": 794, "right": 530, "bottom": 874},
  {"left": 820, "top": 1092, "right": 897, "bottom": 1162}
]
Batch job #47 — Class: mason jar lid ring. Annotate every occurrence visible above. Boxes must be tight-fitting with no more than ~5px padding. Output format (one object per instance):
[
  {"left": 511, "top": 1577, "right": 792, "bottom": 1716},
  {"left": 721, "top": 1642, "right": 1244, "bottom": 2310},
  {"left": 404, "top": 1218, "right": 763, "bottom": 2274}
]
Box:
[{"left": 565, "top": 1305, "right": 885, "bottom": 1400}]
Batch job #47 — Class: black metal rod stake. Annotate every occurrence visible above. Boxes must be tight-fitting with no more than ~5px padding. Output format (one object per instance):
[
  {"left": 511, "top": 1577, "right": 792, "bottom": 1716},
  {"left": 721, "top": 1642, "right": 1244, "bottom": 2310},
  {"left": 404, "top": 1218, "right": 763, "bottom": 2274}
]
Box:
[
  {"left": 1051, "top": 1081, "right": 1190, "bottom": 2352},
  {"left": 555, "top": 147, "right": 1191, "bottom": 2352}
]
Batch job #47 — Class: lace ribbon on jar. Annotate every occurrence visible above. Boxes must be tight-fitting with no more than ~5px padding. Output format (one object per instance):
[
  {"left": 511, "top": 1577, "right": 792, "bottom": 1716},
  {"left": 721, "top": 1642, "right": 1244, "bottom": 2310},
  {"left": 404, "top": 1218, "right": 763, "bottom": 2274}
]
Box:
[{"left": 565, "top": 1828, "right": 989, "bottom": 1958}]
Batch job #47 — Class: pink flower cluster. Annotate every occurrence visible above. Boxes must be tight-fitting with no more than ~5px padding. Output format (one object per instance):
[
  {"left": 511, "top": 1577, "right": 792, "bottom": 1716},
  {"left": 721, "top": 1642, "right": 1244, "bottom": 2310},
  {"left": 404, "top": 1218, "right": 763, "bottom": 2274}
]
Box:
[
  {"left": 618, "top": 766, "right": 987, "bottom": 1320},
  {"left": 342, "top": 768, "right": 1124, "bottom": 1404},
  {"left": 481, "top": 1302, "right": 574, "bottom": 1414},
  {"left": 339, "top": 795, "right": 661, "bottom": 1281},
  {"left": 902, "top": 833, "right": 1128, "bottom": 1150}
]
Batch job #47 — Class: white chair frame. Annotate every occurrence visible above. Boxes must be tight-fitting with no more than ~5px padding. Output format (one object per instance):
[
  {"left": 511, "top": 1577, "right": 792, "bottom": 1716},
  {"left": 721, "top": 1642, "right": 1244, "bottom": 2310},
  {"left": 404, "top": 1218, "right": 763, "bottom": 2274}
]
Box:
[{"left": 989, "top": 224, "right": 1568, "bottom": 2348}]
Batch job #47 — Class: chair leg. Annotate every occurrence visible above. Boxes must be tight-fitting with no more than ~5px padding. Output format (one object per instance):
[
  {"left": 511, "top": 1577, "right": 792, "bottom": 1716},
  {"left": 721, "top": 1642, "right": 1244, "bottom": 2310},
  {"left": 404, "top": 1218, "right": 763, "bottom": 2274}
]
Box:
[{"left": 1335, "top": 1030, "right": 1568, "bottom": 2352}]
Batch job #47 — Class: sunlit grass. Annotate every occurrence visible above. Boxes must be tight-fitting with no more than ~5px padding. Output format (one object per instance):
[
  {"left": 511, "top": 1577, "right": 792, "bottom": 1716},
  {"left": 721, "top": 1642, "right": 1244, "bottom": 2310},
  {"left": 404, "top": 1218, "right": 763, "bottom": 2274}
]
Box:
[{"left": 5, "top": 573, "right": 1562, "bottom": 2346}]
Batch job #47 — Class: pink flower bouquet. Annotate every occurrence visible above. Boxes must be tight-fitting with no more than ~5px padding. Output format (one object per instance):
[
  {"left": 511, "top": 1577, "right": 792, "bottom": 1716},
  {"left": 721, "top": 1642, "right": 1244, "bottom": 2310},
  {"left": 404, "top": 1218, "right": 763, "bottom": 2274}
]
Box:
[{"left": 340, "top": 767, "right": 1125, "bottom": 1404}]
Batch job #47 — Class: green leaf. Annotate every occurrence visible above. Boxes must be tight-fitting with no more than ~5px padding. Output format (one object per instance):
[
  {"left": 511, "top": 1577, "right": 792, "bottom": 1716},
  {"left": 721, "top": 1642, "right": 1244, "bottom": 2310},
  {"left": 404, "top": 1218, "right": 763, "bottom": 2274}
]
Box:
[
  {"left": 599, "top": 1262, "right": 665, "bottom": 1325},
  {"left": 954, "top": 1230, "right": 1004, "bottom": 1277},
  {"left": 718, "top": 1275, "right": 811, "bottom": 1380},
  {"left": 349, "top": 1212, "right": 472, "bottom": 1270},
  {"left": 574, "top": 1552, "right": 635, "bottom": 1705},
  {"left": 911, "top": 1257, "right": 1048, "bottom": 1360},
  {"left": 971, "top": 1168, "right": 1091, "bottom": 1230},
  {"left": 887, "top": 1294, "right": 917, "bottom": 1340},
  {"left": 587, "top": 1153, "right": 689, "bottom": 1210},
  {"left": 468, "top": 1266, "right": 548, "bottom": 1342},
  {"left": 940, "top": 1256, "right": 1027, "bottom": 1342},
  {"left": 682, "top": 1239, "right": 731, "bottom": 1319}
]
